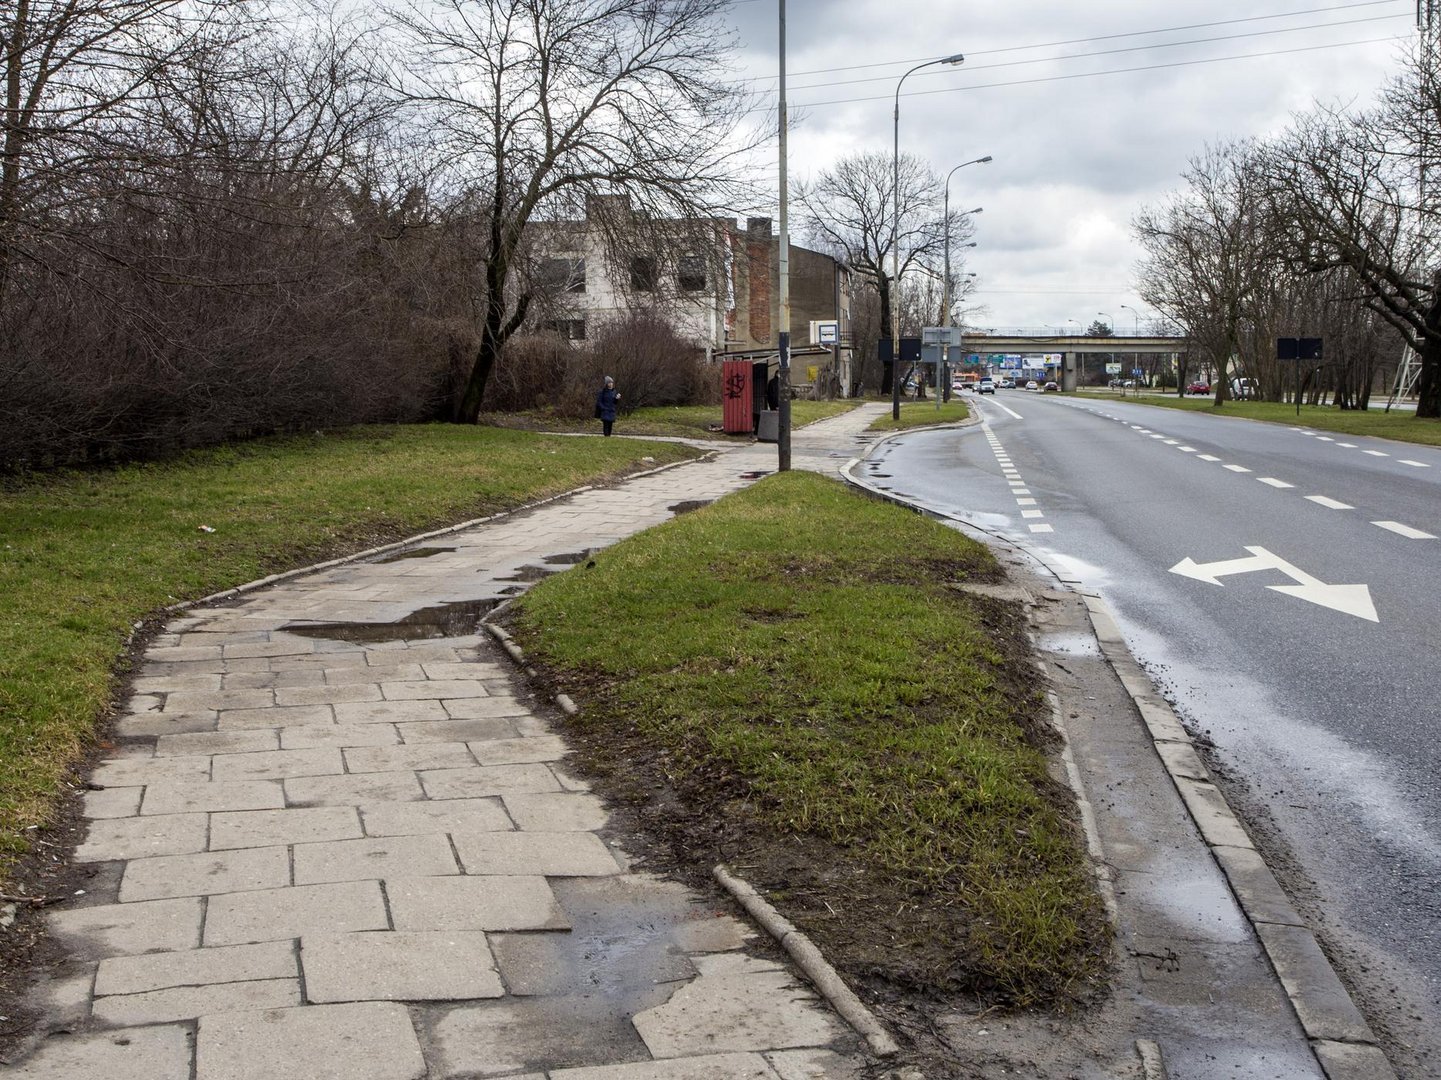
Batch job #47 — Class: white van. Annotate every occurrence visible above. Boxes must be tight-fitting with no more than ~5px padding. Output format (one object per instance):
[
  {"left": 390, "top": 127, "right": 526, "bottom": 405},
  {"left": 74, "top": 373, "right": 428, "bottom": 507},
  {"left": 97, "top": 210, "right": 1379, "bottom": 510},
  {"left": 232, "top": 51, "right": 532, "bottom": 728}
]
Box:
[{"left": 1231, "top": 378, "right": 1258, "bottom": 400}]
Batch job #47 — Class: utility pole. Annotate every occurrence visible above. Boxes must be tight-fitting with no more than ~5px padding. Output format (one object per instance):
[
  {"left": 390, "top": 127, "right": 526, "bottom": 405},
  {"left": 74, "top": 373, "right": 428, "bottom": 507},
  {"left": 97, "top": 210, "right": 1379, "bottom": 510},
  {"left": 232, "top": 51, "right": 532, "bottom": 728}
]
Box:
[{"left": 776, "top": 0, "right": 791, "bottom": 471}]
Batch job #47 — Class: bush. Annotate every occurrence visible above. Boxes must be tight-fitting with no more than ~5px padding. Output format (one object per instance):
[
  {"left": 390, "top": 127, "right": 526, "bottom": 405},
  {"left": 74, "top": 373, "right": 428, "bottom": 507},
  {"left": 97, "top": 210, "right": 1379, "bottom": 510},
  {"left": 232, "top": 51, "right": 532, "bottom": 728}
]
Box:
[{"left": 491, "top": 309, "right": 718, "bottom": 420}]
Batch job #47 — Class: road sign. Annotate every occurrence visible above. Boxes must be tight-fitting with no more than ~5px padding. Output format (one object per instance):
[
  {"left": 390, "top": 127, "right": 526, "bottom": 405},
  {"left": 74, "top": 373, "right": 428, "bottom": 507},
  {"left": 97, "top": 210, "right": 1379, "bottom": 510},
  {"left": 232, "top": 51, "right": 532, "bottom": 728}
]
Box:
[
  {"left": 922, "top": 326, "right": 962, "bottom": 346},
  {"left": 1106, "top": 362, "right": 1122, "bottom": 374},
  {"left": 1169, "top": 546, "right": 1377, "bottom": 622},
  {"left": 1132, "top": 367, "right": 1144, "bottom": 378}
]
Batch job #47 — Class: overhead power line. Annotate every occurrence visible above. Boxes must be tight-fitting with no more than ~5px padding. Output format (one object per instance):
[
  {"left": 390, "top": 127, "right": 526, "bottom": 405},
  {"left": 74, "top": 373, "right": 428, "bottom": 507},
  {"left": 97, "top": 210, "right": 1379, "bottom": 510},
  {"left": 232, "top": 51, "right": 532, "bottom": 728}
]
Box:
[
  {"left": 781, "top": 13, "right": 1408, "bottom": 94},
  {"left": 732, "top": 0, "right": 1410, "bottom": 85},
  {"left": 751, "top": 34, "right": 1406, "bottom": 114}
]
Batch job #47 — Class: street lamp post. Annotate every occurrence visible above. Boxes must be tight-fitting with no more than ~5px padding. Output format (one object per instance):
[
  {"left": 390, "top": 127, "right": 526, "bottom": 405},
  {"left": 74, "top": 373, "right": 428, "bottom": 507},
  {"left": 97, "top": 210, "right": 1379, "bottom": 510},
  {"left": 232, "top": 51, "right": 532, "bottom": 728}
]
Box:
[
  {"left": 777, "top": 0, "right": 791, "bottom": 469},
  {"left": 892, "top": 52, "right": 965, "bottom": 420},
  {"left": 1095, "top": 311, "right": 1115, "bottom": 390},
  {"left": 1120, "top": 304, "right": 1142, "bottom": 335},
  {"left": 942, "top": 155, "right": 990, "bottom": 405}
]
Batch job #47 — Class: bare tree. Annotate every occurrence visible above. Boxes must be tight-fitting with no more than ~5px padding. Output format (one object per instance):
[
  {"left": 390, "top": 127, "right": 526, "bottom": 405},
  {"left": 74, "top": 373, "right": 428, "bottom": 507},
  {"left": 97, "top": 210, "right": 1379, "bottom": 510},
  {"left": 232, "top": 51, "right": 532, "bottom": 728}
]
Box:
[
  {"left": 0, "top": 0, "right": 255, "bottom": 301},
  {"left": 382, "top": 0, "right": 756, "bottom": 423},
  {"left": 1134, "top": 142, "right": 1277, "bottom": 403},
  {"left": 795, "top": 150, "right": 972, "bottom": 393},
  {"left": 1258, "top": 40, "right": 1441, "bottom": 418}
]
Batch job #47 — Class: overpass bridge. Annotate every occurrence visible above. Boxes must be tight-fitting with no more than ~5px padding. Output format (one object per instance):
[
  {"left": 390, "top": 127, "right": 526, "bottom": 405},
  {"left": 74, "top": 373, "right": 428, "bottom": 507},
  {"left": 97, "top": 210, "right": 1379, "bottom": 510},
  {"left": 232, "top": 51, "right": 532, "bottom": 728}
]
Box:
[{"left": 956, "top": 333, "right": 1188, "bottom": 391}]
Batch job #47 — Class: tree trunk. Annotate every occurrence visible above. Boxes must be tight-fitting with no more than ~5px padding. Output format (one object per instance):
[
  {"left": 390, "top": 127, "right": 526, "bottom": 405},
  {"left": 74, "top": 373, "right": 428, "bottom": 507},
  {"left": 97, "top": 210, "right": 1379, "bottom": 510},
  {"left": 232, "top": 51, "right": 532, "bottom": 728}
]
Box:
[
  {"left": 877, "top": 271, "right": 894, "bottom": 395},
  {"left": 1418, "top": 335, "right": 1441, "bottom": 419}
]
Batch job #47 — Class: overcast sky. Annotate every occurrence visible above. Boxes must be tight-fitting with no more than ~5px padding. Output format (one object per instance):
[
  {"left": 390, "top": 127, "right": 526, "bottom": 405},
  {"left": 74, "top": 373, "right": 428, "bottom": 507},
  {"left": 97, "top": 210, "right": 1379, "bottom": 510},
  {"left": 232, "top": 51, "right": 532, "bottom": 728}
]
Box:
[{"left": 723, "top": 0, "right": 1414, "bottom": 332}]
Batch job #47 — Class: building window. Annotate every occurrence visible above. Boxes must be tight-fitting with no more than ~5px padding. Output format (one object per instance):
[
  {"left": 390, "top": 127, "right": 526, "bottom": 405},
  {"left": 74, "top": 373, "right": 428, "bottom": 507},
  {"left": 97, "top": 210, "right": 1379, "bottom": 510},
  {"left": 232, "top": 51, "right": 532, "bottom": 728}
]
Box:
[
  {"left": 630, "top": 255, "right": 659, "bottom": 292},
  {"left": 539, "top": 258, "right": 585, "bottom": 293},
  {"left": 542, "top": 318, "right": 587, "bottom": 340},
  {"left": 677, "top": 254, "right": 706, "bottom": 292}
]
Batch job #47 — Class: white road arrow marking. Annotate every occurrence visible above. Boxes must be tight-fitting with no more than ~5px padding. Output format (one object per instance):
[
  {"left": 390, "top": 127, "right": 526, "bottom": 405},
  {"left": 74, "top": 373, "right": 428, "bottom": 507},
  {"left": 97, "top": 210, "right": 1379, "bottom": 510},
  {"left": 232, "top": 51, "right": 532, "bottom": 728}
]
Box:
[{"left": 1168, "top": 546, "right": 1379, "bottom": 622}]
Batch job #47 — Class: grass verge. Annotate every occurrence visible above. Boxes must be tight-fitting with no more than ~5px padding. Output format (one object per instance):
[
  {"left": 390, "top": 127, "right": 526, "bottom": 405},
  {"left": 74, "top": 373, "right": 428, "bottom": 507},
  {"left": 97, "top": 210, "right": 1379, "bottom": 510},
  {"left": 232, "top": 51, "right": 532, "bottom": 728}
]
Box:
[
  {"left": 1094, "top": 394, "right": 1441, "bottom": 446},
  {"left": 868, "top": 398, "right": 971, "bottom": 431},
  {"left": 508, "top": 471, "right": 1107, "bottom": 1006},
  {"left": 478, "top": 400, "right": 858, "bottom": 439},
  {"left": 0, "top": 424, "right": 699, "bottom": 876}
]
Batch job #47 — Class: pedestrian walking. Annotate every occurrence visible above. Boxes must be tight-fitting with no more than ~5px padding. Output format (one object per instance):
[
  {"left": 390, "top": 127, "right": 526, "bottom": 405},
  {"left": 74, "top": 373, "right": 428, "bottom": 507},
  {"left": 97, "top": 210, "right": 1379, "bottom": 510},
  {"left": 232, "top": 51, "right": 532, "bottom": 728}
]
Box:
[{"left": 595, "top": 375, "right": 621, "bottom": 436}]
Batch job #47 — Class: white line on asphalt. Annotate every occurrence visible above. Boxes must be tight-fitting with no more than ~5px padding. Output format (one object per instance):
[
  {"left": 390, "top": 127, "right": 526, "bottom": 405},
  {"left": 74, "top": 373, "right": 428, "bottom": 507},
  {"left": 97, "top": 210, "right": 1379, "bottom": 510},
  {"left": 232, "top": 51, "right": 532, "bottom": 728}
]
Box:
[
  {"left": 989, "top": 400, "right": 1024, "bottom": 420},
  {"left": 1021, "top": 509, "right": 1044, "bottom": 519},
  {"left": 1305, "top": 495, "right": 1354, "bottom": 509},
  {"left": 1012, "top": 488, "right": 1031, "bottom": 495},
  {"left": 1198, "top": 454, "right": 1220, "bottom": 462},
  {"left": 1363, "top": 450, "right": 1389, "bottom": 457},
  {"left": 1317, "top": 436, "right": 1335, "bottom": 442},
  {"left": 1224, "top": 464, "right": 1252, "bottom": 473},
  {"left": 1178, "top": 446, "right": 1197, "bottom": 452},
  {"left": 1016, "top": 498, "right": 1037, "bottom": 506},
  {"left": 1029, "top": 523, "right": 1054, "bottom": 533},
  {"left": 1399, "top": 459, "right": 1431, "bottom": 468},
  {"left": 1163, "top": 439, "right": 1180, "bottom": 445},
  {"left": 1337, "top": 443, "right": 1357, "bottom": 448},
  {"left": 1258, "top": 478, "right": 1294, "bottom": 488},
  {"left": 1372, "top": 521, "right": 1437, "bottom": 539}
]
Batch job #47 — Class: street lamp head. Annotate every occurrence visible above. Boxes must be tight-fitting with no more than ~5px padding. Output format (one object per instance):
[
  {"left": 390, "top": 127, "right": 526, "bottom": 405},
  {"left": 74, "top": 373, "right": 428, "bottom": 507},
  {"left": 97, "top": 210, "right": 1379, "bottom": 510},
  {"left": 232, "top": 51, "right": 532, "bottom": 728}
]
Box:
[
  {"left": 976, "top": 155, "right": 993, "bottom": 163},
  {"left": 968, "top": 207, "right": 983, "bottom": 214},
  {"left": 941, "top": 53, "right": 966, "bottom": 65}
]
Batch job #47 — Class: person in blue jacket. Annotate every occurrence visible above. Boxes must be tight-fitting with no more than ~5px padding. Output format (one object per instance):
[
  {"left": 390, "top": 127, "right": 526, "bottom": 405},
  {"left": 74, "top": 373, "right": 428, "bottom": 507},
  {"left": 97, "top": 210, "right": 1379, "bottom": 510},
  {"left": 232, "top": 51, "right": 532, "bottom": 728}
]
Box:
[{"left": 595, "top": 375, "right": 621, "bottom": 436}]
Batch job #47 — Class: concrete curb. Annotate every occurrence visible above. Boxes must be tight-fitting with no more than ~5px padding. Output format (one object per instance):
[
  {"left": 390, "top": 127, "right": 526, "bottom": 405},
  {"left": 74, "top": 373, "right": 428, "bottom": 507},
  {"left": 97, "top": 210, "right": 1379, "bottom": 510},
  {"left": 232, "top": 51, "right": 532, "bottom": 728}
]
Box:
[
  {"left": 712, "top": 864, "right": 901, "bottom": 1058},
  {"left": 837, "top": 429, "right": 1399, "bottom": 1080},
  {"left": 477, "top": 617, "right": 904, "bottom": 1061}
]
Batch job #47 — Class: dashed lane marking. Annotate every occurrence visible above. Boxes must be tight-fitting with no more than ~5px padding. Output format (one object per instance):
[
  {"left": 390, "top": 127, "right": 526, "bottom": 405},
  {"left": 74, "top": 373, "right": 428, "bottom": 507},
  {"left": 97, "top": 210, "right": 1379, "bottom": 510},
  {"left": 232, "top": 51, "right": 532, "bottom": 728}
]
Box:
[
  {"left": 1373, "top": 521, "right": 1437, "bottom": 539},
  {"left": 1399, "top": 459, "right": 1431, "bottom": 468},
  {"left": 1258, "top": 478, "right": 1294, "bottom": 489},
  {"left": 1305, "top": 495, "right": 1354, "bottom": 510},
  {"left": 1224, "top": 464, "right": 1252, "bottom": 473}
]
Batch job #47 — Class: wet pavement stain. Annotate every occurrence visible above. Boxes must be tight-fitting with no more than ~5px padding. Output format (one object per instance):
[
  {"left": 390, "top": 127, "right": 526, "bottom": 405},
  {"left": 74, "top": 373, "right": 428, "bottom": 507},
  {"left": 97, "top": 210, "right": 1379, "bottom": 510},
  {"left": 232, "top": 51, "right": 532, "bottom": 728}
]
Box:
[
  {"left": 667, "top": 500, "right": 712, "bottom": 515},
  {"left": 281, "top": 599, "right": 498, "bottom": 643},
  {"left": 543, "top": 551, "right": 592, "bottom": 565},
  {"left": 495, "top": 565, "right": 557, "bottom": 583},
  {"left": 373, "top": 546, "right": 456, "bottom": 564}
]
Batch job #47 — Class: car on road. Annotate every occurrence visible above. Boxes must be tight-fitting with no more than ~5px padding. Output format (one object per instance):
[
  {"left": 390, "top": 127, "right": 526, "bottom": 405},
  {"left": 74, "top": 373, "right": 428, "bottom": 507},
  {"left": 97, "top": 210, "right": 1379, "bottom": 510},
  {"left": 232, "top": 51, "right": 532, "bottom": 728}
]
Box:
[
  {"left": 1024, "top": 380, "right": 1039, "bottom": 390},
  {"left": 1186, "top": 381, "right": 1211, "bottom": 395},
  {"left": 1042, "top": 381, "right": 1059, "bottom": 392},
  {"left": 999, "top": 378, "right": 1015, "bottom": 389},
  {"left": 978, "top": 378, "right": 995, "bottom": 394}
]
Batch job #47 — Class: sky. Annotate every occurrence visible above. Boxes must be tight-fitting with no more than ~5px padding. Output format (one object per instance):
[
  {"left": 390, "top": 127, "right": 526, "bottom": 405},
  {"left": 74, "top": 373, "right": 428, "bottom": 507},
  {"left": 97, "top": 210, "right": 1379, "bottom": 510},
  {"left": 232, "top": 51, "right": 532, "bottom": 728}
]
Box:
[{"left": 723, "top": 0, "right": 1416, "bottom": 332}]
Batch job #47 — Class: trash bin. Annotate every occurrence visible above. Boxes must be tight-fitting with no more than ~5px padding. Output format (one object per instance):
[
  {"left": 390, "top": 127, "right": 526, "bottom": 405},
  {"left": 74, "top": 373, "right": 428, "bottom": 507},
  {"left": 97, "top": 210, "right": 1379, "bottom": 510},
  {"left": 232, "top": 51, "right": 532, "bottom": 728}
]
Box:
[{"left": 756, "top": 409, "right": 779, "bottom": 443}]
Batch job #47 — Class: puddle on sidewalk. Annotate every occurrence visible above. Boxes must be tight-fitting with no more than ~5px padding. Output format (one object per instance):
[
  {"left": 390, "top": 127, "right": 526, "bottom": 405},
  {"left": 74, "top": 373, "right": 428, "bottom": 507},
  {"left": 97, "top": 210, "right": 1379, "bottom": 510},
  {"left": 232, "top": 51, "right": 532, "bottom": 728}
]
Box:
[
  {"left": 374, "top": 546, "right": 456, "bottom": 564},
  {"left": 496, "top": 565, "right": 558, "bottom": 583},
  {"left": 282, "top": 599, "right": 498, "bottom": 643},
  {"left": 1037, "top": 632, "right": 1102, "bottom": 657},
  {"left": 667, "top": 500, "right": 711, "bottom": 515},
  {"left": 543, "top": 551, "right": 592, "bottom": 565}
]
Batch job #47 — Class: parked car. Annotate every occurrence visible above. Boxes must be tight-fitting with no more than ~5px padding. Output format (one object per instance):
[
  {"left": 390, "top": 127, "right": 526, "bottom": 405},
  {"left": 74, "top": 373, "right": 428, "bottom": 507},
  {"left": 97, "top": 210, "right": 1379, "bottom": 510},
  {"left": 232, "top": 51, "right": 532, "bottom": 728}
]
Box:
[
  {"left": 978, "top": 378, "right": 995, "bottom": 394},
  {"left": 1186, "top": 381, "right": 1211, "bottom": 395},
  {"left": 1042, "top": 381, "right": 1059, "bottom": 392},
  {"left": 1025, "top": 379, "right": 1039, "bottom": 390},
  {"left": 999, "top": 378, "right": 1015, "bottom": 389},
  {"left": 1231, "top": 378, "right": 1258, "bottom": 400}
]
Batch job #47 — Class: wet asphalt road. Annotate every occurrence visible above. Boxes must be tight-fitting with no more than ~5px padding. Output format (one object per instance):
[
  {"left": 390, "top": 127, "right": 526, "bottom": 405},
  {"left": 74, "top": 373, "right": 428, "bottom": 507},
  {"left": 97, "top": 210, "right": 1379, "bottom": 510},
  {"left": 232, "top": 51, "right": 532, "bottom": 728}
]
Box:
[{"left": 864, "top": 391, "right": 1441, "bottom": 1077}]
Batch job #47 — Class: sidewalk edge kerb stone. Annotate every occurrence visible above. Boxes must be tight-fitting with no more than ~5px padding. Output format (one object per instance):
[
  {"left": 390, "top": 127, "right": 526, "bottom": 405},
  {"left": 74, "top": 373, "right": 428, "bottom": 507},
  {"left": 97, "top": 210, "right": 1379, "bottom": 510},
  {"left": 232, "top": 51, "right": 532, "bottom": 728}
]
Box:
[
  {"left": 712, "top": 863, "right": 900, "bottom": 1058},
  {"left": 163, "top": 452, "right": 712, "bottom": 617}
]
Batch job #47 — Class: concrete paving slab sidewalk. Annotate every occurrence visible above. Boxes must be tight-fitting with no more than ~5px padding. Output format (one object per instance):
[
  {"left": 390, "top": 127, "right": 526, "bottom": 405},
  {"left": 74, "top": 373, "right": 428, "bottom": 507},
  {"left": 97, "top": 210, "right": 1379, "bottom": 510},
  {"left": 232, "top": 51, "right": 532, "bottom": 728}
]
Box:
[{"left": 12, "top": 409, "right": 881, "bottom": 1080}]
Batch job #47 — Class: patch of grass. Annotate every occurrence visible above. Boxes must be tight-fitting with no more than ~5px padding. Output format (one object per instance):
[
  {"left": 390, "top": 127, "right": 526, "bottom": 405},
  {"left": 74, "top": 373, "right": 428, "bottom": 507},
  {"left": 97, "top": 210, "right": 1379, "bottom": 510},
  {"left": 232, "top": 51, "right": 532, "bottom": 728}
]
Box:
[
  {"left": 1100, "top": 394, "right": 1441, "bottom": 446},
  {"left": 868, "top": 399, "right": 971, "bottom": 430},
  {"left": 0, "top": 425, "right": 699, "bottom": 876},
  {"left": 510, "top": 472, "right": 1105, "bottom": 1004},
  {"left": 478, "top": 400, "right": 859, "bottom": 440}
]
